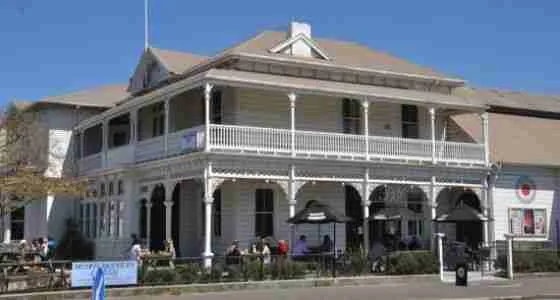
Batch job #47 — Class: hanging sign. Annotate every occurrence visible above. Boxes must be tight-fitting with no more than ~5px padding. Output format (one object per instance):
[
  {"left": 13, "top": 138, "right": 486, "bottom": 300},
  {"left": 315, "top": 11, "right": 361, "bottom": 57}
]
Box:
[
  {"left": 307, "top": 212, "right": 326, "bottom": 221},
  {"left": 515, "top": 175, "right": 536, "bottom": 204},
  {"left": 509, "top": 208, "right": 547, "bottom": 237}
]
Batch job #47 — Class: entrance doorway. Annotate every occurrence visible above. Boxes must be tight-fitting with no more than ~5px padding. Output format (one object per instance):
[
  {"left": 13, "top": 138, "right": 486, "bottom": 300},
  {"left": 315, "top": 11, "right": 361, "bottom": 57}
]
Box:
[
  {"left": 150, "top": 184, "right": 166, "bottom": 251},
  {"left": 345, "top": 185, "right": 362, "bottom": 251}
]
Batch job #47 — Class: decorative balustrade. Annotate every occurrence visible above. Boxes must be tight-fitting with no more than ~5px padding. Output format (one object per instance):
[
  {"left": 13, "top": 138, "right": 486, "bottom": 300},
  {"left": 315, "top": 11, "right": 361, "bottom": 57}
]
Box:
[
  {"left": 134, "top": 135, "right": 165, "bottom": 162},
  {"left": 79, "top": 153, "right": 102, "bottom": 173},
  {"left": 79, "top": 124, "right": 486, "bottom": 173}
]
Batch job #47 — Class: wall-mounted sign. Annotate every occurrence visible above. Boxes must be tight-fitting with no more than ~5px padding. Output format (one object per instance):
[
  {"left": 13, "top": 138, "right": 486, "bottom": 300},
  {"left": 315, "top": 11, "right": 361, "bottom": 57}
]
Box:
[
  {"left": 509, "top": 208, "right": 547, "bottom": 237},
  {"left": 515, "top": 175, "right": 536, "bottom": 204}
]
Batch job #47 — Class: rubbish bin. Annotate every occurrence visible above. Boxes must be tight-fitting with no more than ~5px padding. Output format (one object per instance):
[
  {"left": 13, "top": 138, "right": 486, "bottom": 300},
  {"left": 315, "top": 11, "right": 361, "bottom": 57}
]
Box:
[{"left": 455, "top": 263, "right": 468, "bottom": 286}]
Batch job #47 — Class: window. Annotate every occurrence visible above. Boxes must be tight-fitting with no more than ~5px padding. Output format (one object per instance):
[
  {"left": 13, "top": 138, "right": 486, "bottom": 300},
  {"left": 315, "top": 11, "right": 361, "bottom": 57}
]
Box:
[
  {"left": 11, "top": 207, "right": 24, "bottom": 241},
  {"left": 115, "top": 201, "right": 122, "bottom": 238},
  {"left": 79, "top": 204, "right": 85, "bottom": 234},
  {"left": 151, "top": 102, "right": 165, "bottom": 137},
  {"left": 342, "top": 98, "right": 362, "bottom": 134},
  {"left": 100, "top": 183, "right": 106, "bottom": 197},
  {"left": 118, "top": 180, "right": 124, "bottom": 195},
  {"left": 92, "top": 204, "right": 97, "bottom": 239},
  {"left": 143, "top": 62, "right": 158, "bottom": 89},
  {"left": 401, "top": 105, "right": 418, "bottom": 138},
  {"left": 211, "top": 91, "right": 222, "bottom": 124},
  {"left": 85, "top": 204, "right": 91, "bottom": 238},
  {"left": 99, "top": 202, "right": 106, "bottom": 237},
  {"left": 509, "top": 208, "right": 547, "bottom": 236},
  {"left": 255, "top": 189, "right": 274, "bottom": 238},
  {"left": 213, "top": 189, "right": 222, "bottom": 237},
  {"left": 408, "top": 220, "right": 423, "bottom": 237},
  {"left": 108, "top": 182, "right": 114, "bottom": 196},
  {"left": 407, "top": 189, "right": 424, "bottom": 214},
  {"left": 107, "top": 201, "right": 113, "bottom": 237}
]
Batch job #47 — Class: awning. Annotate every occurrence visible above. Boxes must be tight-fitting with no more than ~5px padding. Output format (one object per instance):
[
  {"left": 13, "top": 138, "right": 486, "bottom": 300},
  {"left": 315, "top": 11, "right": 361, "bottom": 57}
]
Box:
[{"left": 205, "top": 69, "right": 486, "bottom": 111}]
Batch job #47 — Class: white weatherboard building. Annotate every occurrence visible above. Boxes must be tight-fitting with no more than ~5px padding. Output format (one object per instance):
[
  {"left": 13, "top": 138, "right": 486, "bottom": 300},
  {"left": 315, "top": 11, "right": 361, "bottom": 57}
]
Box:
[{"left": 5, "top": 22, "right": 560, "bottom": 261}]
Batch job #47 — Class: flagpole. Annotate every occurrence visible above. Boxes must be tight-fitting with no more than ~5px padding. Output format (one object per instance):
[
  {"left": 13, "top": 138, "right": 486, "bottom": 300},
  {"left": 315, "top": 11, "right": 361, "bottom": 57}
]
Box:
[{"left": 144, "top": 0, "right": 149, "bottom": 49}]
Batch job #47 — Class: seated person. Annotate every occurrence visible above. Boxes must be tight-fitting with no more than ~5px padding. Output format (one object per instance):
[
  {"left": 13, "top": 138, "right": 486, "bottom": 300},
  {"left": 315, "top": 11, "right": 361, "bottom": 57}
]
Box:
[
  {"left": 320, "top": 235, "right": 333, "bottom": 254},
  {"left": 225, "top": 240, "right": 242, "bottom": 265},
  {"left": 292, "top": 235, "right": 309, "bottom": 260}
]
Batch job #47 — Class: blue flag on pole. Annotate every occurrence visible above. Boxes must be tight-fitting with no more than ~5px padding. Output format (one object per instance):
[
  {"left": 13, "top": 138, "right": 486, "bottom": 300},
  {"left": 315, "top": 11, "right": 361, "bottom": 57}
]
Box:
[{"left": 92, "top": 267, "right": 105, "bottom": 300}]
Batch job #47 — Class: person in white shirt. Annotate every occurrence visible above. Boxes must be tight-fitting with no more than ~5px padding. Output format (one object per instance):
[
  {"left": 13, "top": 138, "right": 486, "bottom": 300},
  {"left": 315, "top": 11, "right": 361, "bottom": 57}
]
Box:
[{"left": 129, "top": 238, "right": 142, "bottom": 263}]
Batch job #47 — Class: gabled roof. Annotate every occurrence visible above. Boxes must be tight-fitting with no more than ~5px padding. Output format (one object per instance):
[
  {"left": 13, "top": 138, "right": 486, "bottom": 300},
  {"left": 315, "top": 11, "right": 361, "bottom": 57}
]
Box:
[
  {"left": 34, "top": 84, "right": 129, "bottom": 108},
  {"left": 452, "top": 112, "right": 560, "bottom": 167},
  {"left": 220, "top": 31, "right": 458, "bottom": 81},
  {"left": 148, "top": 47, "right": 208, "bottom": 75}
]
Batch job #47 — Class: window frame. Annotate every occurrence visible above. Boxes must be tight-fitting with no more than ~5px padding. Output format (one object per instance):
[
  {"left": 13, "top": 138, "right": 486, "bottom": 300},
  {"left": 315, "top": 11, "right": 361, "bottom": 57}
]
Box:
[
  {"left": 401, "top": 104, "right": 419, "bottom": 138},
  {"left": 342, "top": 98, "right": 362, "bottom": 134},
  {"left": 10, "top": 207, "right": 25, "bottom": 241}
]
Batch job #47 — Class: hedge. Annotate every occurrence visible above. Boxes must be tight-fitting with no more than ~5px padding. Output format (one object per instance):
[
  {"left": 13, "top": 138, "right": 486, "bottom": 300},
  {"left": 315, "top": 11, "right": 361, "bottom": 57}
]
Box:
[
  {"left": 496, "top": 250, "right": 560, "bottom": 273},
  {"left": 386, "top": 251, "right": 438, "bottom": 275}
]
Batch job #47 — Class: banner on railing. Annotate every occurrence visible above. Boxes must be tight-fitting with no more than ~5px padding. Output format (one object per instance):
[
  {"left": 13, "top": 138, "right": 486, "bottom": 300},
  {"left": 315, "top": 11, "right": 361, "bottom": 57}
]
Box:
[
  {"left": 181, "top": 132, "right": 199, "bottom": 151},
  {"left": 71, "top": 261, "right": 137, "bottom": 288}
]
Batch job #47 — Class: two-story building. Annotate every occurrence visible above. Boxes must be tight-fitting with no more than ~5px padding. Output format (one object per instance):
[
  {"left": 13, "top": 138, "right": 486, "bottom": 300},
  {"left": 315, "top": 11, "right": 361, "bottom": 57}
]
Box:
[
  {"left": 73, "top": 22, "right": 493, "bottom": 262},
  {"left": 0, "top": 85, "right": 128, "bottom": 243}
]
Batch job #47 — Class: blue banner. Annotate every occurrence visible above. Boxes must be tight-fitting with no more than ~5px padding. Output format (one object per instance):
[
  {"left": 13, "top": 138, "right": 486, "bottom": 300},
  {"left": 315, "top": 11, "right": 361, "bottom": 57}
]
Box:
[
  {"left": 92, "top": 267, "right": 104, "bottom": 300},
  {"left": 72, "top": 261, "right": 137, "bottom": 288}
]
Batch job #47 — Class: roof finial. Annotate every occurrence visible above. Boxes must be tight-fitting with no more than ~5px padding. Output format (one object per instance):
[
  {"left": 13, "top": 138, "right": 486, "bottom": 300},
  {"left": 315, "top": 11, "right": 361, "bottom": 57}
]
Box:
[{"left": 144, "top": 0, "right": 149, "bottom": 50}]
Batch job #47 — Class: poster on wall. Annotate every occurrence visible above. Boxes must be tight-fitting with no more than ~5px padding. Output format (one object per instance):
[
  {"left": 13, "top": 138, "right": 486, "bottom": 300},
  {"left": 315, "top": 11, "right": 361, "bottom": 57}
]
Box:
[{"left": 509, "top": 208, "right": 547, "bottom": 237}]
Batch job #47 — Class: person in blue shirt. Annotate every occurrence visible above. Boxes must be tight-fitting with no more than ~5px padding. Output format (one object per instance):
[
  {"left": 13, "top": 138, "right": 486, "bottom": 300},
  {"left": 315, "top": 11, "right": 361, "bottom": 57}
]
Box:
[{"left": 292, "top": 235, "right": 309, "bottom": 260}]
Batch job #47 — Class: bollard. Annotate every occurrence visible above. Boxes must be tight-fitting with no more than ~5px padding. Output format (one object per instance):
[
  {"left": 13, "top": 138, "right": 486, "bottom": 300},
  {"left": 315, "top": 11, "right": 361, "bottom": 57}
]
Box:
[
  {"left": 504, "top": 233, "right": 514, "bottom": 279},
  {"left": 434, "top": 233, "right": 445, "bottom": 282}
]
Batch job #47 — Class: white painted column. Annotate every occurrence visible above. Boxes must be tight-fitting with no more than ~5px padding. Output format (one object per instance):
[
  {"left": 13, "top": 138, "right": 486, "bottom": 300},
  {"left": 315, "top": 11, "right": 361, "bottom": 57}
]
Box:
[
  {"left": 362, "top": 168, "right": 370, "bottom": 253},
  {"left": 163, "top": 98, "right": 170, "bottom": 155},
  {"left": 362, "top": 99, "right": 369, "bottom": 160},
  {"left": 202, "top": 162, "right": 214, "bottom": 267},
  {"left": 79, "top": 130, "right": 85, "bottom": 159},
  {"left": 145, "top": 200, "right": 152, "bottom": 250},
  {"left": 204, "top": 83, "right": 213, "bottom": 152},
  {"left": 288, "top": 164, "right": 296, "bottom": 218},
  {"left": 102, "top": 120, "right": 108, "bottom": 168},
  {"left": 288, "top": 93, "right": 297, "bottom": 157},
  {"left": 164, "top": 181, "right": 174, "bottom": 241},
  {"left": 481, "top": 177, "right": 489, "bottom": 246},
  {"left": 481, "top": 112, "right": 490, "bottom": 167},
  {"left": 505, "top": 233, "right": 514, "bottom": 279},
  {"left": 430, "top": 176, "right": 437, "bottom": 251},
  {"left": 436, "top": 232, "right": 445, "bottom": 282},
  {"left": 429, "top": 107, "right": 436, "bottom": 164},
  {"left": 3, "top": 211, "right": 11, "bottom": 243}
]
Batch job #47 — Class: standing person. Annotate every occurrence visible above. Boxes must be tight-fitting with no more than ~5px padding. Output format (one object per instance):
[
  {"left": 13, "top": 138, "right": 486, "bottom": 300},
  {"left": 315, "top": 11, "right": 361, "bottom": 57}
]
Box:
[
  {"left": 129, "top": 237, "right": 143, "bottom": 264},
  {"left": 293, "top": 235, "right": 309, "bottom": 260},
  {"left": 262, "top": 243, "right": 271, "bottom": 265}
]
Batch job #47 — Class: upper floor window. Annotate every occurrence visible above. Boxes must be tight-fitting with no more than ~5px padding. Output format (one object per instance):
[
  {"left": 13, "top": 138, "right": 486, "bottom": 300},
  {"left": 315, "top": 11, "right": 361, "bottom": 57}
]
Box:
[
  {"left": 99, "top": 183, "right": 106, "bottom": 197},
  {"left": 401, "top": 105, "right": 418, "bottom": 138},
  {"left": 255, "top": 188, "right": 274, "bottom": 238},
  {"left": 211, "top": 90, "right": 223, "bottom": 124},
  {"left": 108, "top": 182, "right": 114, "bottom": 196},
  {"left": 152, "top": 102, "right": 165, "bottom": 137},
  {"left": 117, "top": 180, "right": 124, "bottom": 195},
  {"left": 11, "top": 207, "right": 24, "bottom": 241},
  {"left": 203, "top": 90, "right": 223, "bottom": 124},
  {"left": 342, "top": 98, "right": 361, "bottom": 134}
]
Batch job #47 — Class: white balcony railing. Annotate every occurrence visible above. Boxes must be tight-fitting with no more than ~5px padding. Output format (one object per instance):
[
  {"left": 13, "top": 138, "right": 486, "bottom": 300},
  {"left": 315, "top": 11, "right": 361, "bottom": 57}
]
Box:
[
  {"left": 79, "top": 153, "right": 102, "bottom": 173},
  {"left": 106, "top": 145, "right": 134, "bottom": 167},
  {"left": 79, "top": 124, "right": 486, "bottom": 173}
]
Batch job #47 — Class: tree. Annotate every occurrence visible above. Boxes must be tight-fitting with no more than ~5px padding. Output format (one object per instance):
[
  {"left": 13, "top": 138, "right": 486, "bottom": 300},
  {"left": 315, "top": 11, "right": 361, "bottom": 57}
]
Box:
[{"left": 0, "top": 102, "right": 84, "bottom": 213}]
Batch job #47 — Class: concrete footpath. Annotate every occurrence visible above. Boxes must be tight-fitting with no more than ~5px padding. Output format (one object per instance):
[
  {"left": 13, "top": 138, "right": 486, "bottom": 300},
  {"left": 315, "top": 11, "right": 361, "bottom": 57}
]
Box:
[
  {"left": 115, "top": 277, "right": 560, "bottom": 300},
  {"left": 2, "top": 275, "right": 560, "bottom": 300}
]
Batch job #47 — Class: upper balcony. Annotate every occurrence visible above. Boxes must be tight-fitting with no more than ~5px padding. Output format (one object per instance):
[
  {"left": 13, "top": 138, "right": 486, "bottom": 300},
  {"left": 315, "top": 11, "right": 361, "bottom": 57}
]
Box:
[{"left": 76, "top": 76, "right": 489, "bottom": 175}]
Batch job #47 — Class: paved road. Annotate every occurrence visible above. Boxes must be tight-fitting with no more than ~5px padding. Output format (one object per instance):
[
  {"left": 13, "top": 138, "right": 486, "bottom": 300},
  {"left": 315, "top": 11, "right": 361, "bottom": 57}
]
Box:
[{"left": 112, "top": 277, "right": 560, "bottom": 300}]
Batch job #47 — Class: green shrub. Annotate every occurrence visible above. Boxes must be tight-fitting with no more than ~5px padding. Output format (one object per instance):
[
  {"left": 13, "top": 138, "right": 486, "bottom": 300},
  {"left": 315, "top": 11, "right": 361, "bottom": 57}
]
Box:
[
  {"left": 386, "top": 251, "right": 438, "bottom": 275},
  {"left": 175, "top": 263, "right": 203, "bottom": 284},
  {"left": 142, "top": 269, "right": 180, "bottom": 285},
  {"left": 270, "top": 259, "right": 307, "bottom": 280},
  {"left": 496, "top": 250, "right": 560, "bottom": 273},
  {"left": 338, "top": 251, "right": 369, "bottom": 276}
]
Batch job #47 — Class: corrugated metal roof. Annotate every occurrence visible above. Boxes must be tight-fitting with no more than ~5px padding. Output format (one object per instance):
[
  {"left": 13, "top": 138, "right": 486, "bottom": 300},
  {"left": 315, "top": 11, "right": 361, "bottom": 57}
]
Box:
[{"left": 452, "top": 112, "right": 560, "bottom": 167}]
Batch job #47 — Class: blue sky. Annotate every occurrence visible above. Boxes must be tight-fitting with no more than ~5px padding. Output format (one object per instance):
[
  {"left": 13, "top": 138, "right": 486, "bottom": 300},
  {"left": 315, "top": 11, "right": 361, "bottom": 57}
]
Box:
[{"left": 1, "top": 0, "right": 558, "bottom": 104}]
